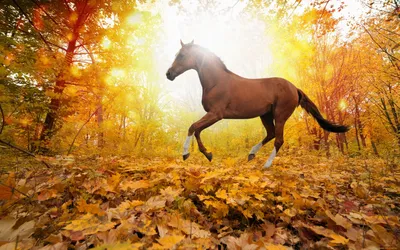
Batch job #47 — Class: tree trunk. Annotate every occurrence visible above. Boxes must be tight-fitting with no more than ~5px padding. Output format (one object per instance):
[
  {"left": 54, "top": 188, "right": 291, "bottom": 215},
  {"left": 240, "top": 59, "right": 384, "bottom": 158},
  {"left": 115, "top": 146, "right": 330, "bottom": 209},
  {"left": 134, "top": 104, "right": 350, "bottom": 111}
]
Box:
[
  {"left": 371, "top": 139, "right": 379, "bottom": 156},
  {"left": 97, "top": 101, "right": 104, "bottom": 148},
  {"left": 38, "top": 4, "right": 94, "bottom": 150},
  {"left": 39, "top": 36, "right": 77, "bottom": 146},
  {"left": 337, "top": 110, "right": 345, "bottom": 154},
  {"left": 354, "top": 115, "right": 361, "bottom": 151}
]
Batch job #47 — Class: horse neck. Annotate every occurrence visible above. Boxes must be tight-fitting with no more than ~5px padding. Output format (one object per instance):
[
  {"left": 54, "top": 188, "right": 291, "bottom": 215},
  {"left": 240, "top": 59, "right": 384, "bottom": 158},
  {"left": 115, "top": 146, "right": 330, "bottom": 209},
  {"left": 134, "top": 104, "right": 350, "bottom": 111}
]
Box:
[{"left": 196, "top": 57, "right": 230, "bottom": 92}]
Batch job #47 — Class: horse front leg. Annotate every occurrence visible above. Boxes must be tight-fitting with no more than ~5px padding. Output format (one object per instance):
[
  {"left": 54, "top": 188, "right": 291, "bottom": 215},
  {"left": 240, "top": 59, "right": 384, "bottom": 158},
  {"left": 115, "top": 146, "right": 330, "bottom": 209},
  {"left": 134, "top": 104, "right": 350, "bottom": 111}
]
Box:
[{"left": 183, "top": 112, "right": 222, "bottom": 161}]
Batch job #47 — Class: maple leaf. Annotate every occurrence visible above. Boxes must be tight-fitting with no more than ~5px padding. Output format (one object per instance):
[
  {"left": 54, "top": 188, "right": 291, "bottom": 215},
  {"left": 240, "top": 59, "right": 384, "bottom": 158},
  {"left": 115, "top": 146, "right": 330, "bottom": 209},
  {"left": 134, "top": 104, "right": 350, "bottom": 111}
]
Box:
[
  {"left": 160, "top": 186, "right": 183, "bottom": 202},
  {"left": 222, "top": 233, "right": 258, "bottom": 250},
  {"left": 106, "top": 173, "right": 121, "bottom": 192},
  {"left": 76, "top": 198, "right": 106, "bottom": 216},
  {"left": 264, "top": 245, "right": 290, "bottom": 250},
  {"left": 0, "top": 219, "right": 35, "bottom": 242},
  {"left": 144, "top": 195, "right": 166, "bottom": 211},
  {"left": 369, "top": 224, "right": 396, "bottom": 246},
  {"left": 350, "top": 181, "right": 369, "bottom": 199},
  {"left": 215, "top": 189, "right": 228, "bottom": 200},
  {"left": 93, "top": 242, "right": 144, "bottom": 250},
  {"left": 157, "top": 225, "right": 169, "bottom": 238},
  {"left": 37, "top": 189, "right": 58, "bottom": 201},
  {"left": 364, "top": 215, "right": 400, "bottom": 227},
  {"left": 129, "top": 214, "right": 158, "bottom": 236},
  {"left": 261, "top": 221, "right": 275, "bottom": 239},
  {"left": 63, "top": 214, "right": 116, "bottom": 236},
  {"left": 44, "top": 233, "right": 63, "bottom": 244},
  {"left": 108, "top": 200, "right": 144, "bottom": 220},
  {"left": 96, "top": 229, "right": 117, "bottom": 244},
  {"left": 0, "top": 185, "right": 13, "bottom": 200},
  {"left": 120, "top": 179, "right": 152, "bottom": 192},
  {"left": 167, "top": 213, "right": 211, "bottom": 238},
  {"left": 295, "top": 222, "right": 349, "bottom": 246},
  {"left": 204, "top": 200, "right": 229, "bottom": 218},
  {"left": 156, "top": 235, "right": 185, "bottom": 249},
  {"left": 283, "top": 207, "right": 297, "bottom": 218},
  {"left": 324, "top": 210, "right": 352, "bottom": 229},
  {"left": 83, "top": 179, "right": 105, "bottom": 194}
]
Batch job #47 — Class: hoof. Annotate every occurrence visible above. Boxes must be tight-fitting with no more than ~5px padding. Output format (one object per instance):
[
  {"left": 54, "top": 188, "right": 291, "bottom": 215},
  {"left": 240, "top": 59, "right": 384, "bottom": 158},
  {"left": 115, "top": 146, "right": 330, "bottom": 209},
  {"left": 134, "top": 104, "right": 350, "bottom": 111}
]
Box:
[
  {"left": 183, "top": 153, "right": 190, "bottom": 161},
  {"left": 263, "top": 160, "right": 273, "bottom": 169},
  {"left": 204, "top": 152, "right": 213, "bottom": 162},
  {"left": 248, "top": 154, "right": 255, "bottom": 162}
]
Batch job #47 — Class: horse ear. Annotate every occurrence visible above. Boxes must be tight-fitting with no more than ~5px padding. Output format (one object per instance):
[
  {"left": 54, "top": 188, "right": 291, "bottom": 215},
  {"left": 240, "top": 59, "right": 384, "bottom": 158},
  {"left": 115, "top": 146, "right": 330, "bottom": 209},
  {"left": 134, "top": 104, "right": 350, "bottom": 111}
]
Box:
[
  {"left": 189, "top": 39, "right": 194, "bottom": 45},
  {"left": 180, "top": 39, "right": 184, "bottom": 47}
]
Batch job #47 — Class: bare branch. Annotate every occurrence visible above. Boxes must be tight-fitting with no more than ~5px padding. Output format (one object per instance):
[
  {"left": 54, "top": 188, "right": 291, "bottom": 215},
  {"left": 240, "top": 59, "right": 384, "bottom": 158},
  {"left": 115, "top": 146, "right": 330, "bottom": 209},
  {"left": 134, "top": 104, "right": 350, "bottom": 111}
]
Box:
[
  {"left": 0, "top": 181, "right": 33, "bottom": 202},
  {"left": 11, "top": 0, "right": 53, "bottom": 52},
  {"left": 0, "top": 104, "right": 4, "bottom": 134},
  {"left": 0, "top": 139, "right": 51, "bottom": 168},
  {"left": 67, "top": 105, "right": 100, "bottom": 155},
  {"left": 361, "top": 24, "right": 400, "bottom": 71}
]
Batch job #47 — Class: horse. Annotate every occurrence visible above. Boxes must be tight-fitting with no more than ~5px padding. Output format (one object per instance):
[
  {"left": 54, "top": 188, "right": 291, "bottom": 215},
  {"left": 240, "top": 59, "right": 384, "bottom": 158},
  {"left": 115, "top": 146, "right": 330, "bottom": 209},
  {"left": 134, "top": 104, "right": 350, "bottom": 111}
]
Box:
[{"left": 166, "top": 40, "right": 349, "bottom": 168}]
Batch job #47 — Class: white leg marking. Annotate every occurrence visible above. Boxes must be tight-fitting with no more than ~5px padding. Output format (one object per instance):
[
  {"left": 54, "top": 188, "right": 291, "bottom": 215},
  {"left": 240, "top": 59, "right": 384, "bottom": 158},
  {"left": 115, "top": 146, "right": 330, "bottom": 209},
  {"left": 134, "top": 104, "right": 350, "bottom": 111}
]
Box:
[
  {"left": 264, "top": 147, "right": 277, "bottom": 168},
  {"left": 249, "top": 142, "right": 262, "bottom": 155},
  {"left": 183, "top": 135, "right": 192, "bottom": 155}
]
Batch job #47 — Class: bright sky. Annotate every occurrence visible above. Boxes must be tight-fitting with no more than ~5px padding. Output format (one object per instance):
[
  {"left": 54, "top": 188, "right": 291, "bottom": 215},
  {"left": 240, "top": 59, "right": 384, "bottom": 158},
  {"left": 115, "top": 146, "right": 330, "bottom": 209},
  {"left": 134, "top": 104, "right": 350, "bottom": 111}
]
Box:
[{"left": 138, "top": 0, "right": 366, "bottom": 113}]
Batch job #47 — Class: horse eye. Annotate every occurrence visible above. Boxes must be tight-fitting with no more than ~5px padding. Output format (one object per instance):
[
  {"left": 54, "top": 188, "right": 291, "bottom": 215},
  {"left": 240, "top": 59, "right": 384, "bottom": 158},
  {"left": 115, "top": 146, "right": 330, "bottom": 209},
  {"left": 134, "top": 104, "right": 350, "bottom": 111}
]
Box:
[{"left": 177, "top": 54, "right": 184, "bottom": 59}]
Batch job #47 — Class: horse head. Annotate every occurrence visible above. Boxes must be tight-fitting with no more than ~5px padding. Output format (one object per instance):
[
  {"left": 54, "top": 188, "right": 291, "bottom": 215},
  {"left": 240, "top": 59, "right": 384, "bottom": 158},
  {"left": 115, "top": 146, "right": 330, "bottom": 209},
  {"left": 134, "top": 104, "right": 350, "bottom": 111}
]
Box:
[{"left": 166, "top": 39, "right": 196, "bottom": 81}]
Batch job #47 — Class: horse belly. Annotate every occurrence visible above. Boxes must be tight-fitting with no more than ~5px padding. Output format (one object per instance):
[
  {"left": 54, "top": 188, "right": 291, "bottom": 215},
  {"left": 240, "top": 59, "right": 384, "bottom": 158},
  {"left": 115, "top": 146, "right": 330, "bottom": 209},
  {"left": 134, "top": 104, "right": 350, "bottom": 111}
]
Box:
[{"left": 224, "top": 101, "right": 272, "bottom": 119}]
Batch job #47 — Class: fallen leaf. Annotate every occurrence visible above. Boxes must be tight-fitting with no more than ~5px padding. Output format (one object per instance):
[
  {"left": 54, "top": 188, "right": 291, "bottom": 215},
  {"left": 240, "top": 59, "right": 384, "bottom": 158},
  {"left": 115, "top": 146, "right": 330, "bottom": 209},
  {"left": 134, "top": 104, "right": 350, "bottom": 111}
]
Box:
[
  {"left": 144, "top": 196, "right": 166, "bottom": 211},
  {"left": 0, "top": 219, "right": 35, "bottom": 242},
  {"left": 157, "top": 235, "right": 185, "bottom": 249},
  {"left": 120, "top": 180, "right": 151, "bottom": 192},
  {"left": 216, "top": 189, "right": 228, "bottom": 200},
  {"left": 76, "top": 198, "right": 106, "bottom": 216},
  {"left": 0, "top": 186, "right": 13, "bottom": 200}
]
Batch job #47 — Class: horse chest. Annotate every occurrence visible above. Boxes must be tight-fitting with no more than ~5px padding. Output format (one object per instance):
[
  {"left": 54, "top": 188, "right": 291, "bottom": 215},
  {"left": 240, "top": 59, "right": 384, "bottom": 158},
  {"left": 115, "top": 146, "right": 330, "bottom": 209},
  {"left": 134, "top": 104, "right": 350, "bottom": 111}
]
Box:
[
  {"left": 201, "top": 89, "right": 226, "bottom": 112},
  {"left": 201, "top": 98, "right": 211, "bottom": 112}
]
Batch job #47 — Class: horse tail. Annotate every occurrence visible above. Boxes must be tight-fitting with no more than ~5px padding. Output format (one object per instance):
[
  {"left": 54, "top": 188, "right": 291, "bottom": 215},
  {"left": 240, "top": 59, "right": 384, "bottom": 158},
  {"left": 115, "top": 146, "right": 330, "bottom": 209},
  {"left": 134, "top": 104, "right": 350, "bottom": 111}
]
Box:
[{"left": 297, "top": 89, "right": 349, "bottom": 133}]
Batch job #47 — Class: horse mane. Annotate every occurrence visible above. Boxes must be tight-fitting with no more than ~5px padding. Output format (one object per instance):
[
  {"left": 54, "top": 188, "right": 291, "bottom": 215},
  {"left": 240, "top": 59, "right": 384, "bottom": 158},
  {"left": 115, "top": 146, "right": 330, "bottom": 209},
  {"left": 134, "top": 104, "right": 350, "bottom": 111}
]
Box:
[{"left": 191, "top": 45, "right": 232, "bottom": 73}]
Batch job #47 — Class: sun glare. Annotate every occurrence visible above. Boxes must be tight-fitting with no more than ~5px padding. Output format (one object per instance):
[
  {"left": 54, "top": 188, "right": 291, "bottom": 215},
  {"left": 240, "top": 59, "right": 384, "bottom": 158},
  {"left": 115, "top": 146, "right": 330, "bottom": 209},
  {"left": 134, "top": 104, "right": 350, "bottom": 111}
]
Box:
[
  {"left": 149, "top": 1, "right": 275, "bottom": 101},
  {"left": 163, "top": 10, "right": 274, "bottom": 72},
  {"left": 110, "top": 68, "right": 125, "bottom": 78},
  {"left": 101, "top": 37, "right": 111, "bottom": 49},
  {"left": 126, "top": 13, "right": 142, "bottom": 25},
  {"left": 339, "top": 99, "right": 347, "bottom": 111}
]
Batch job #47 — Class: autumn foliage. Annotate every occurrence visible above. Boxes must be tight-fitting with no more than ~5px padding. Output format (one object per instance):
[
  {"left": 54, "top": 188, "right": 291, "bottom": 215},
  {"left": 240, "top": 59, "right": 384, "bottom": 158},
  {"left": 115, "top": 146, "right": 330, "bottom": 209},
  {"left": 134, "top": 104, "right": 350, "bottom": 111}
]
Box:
[
  {"left": 0, "top": 151, "right": 399, "bottom": 249},
  {"left": 1, "top": 0, "right": 400, "bottom": 249}
]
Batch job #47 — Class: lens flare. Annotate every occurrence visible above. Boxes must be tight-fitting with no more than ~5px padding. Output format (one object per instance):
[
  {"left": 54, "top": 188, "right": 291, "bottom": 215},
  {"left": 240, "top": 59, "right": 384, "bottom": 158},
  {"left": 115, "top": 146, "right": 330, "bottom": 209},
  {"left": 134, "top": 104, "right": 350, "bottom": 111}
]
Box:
[
  {"left": 126, "top": 13, "right": 142, "bottom": 25},
  {"left": 339, "top": 99, "right": 347, "bottom": 111},
  {"left": 110, "top": 68, "right": 125, "bottom": 78},
  {"left": 101, "top": 37, "right": 112, "bottom": 49}
]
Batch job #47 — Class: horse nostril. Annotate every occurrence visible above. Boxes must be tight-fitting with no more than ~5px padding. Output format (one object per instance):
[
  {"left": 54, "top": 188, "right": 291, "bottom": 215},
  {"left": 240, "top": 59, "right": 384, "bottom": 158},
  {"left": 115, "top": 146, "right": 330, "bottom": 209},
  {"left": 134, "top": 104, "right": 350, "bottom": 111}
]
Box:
[{"left": 166, "top": 71, "right": 171, "bottom": 77}]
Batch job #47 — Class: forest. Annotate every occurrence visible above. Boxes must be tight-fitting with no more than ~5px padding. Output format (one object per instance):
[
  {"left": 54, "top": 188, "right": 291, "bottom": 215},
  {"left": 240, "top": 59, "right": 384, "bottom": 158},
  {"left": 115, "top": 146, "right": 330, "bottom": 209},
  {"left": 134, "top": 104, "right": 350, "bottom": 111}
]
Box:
[{"left": 0, "top": 0, "right": 399, "bottom": 249}]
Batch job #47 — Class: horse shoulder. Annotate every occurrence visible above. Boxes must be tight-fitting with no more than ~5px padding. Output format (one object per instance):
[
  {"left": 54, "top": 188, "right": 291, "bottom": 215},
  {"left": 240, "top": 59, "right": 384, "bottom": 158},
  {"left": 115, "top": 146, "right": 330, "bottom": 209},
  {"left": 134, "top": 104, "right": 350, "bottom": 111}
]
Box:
[{"left": 201, "top": 84, "right": 229, "bottom": 113}]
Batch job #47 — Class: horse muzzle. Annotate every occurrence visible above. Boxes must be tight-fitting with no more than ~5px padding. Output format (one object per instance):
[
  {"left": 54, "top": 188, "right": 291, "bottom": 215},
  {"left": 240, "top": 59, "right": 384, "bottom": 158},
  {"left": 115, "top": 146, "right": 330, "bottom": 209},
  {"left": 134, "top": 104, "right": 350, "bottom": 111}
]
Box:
[{"left": 166, "top": 70, "right": 176, "bottom": 81}]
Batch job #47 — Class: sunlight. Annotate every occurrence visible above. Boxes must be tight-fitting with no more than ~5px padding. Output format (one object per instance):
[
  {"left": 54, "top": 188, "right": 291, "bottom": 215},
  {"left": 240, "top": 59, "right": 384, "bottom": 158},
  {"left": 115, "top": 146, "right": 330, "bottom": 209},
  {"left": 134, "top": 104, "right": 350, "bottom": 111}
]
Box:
[
  {"left": 70, "top": 65, "right": 81, "bottom": 77},
  {"left": 152, "top": 1, "right": 275, "bottom": 105},
  {"left": 339, "top": 99, "right": 347, "bottom": 111},
  {"left": 163, "top": 10, "right": 274, "bottom": 71},
  {"left": 101, "top": 37, "right": 111, "bottom": 49},
  {"left": 110, "top": 68, "right": 125, "bottom": 79},
  {"left": 126, "top": 12, "right": 142, "bottom": 26}
]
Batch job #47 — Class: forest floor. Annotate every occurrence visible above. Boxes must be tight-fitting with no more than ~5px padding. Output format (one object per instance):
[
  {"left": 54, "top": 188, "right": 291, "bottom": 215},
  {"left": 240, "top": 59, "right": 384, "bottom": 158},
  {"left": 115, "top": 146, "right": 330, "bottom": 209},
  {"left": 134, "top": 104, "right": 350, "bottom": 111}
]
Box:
[{"left": 0, "top": 148, "right": 399, "bottom": 249}]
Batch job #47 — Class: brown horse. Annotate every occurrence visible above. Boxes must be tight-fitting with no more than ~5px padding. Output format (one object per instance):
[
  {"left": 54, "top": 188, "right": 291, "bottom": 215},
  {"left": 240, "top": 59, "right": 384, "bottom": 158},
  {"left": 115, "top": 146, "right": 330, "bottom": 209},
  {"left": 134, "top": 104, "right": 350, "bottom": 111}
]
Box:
[{"left": 166, "top": 40, "right": 349, "bottom": 168}]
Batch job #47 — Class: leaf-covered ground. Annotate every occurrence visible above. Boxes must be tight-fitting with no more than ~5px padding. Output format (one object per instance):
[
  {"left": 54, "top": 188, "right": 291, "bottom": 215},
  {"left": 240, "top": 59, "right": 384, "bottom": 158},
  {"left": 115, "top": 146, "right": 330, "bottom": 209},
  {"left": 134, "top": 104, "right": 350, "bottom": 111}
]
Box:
[{"left": 0, "top": 151, "right": 399, "bottom": 249}]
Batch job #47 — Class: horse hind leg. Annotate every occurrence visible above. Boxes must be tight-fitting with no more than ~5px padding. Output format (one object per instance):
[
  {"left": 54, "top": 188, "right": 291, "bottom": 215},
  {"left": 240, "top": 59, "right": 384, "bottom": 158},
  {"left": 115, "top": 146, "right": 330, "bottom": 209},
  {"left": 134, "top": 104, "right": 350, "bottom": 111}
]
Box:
[
  {"left": 195, "top": 131, "right": 212, "bottom": 161},
  {"left": 264, "top": 118, "right": 286, "bottom": 168},
  {"left": 248, "top": 113, "right": 275, "bottom": 161}
]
